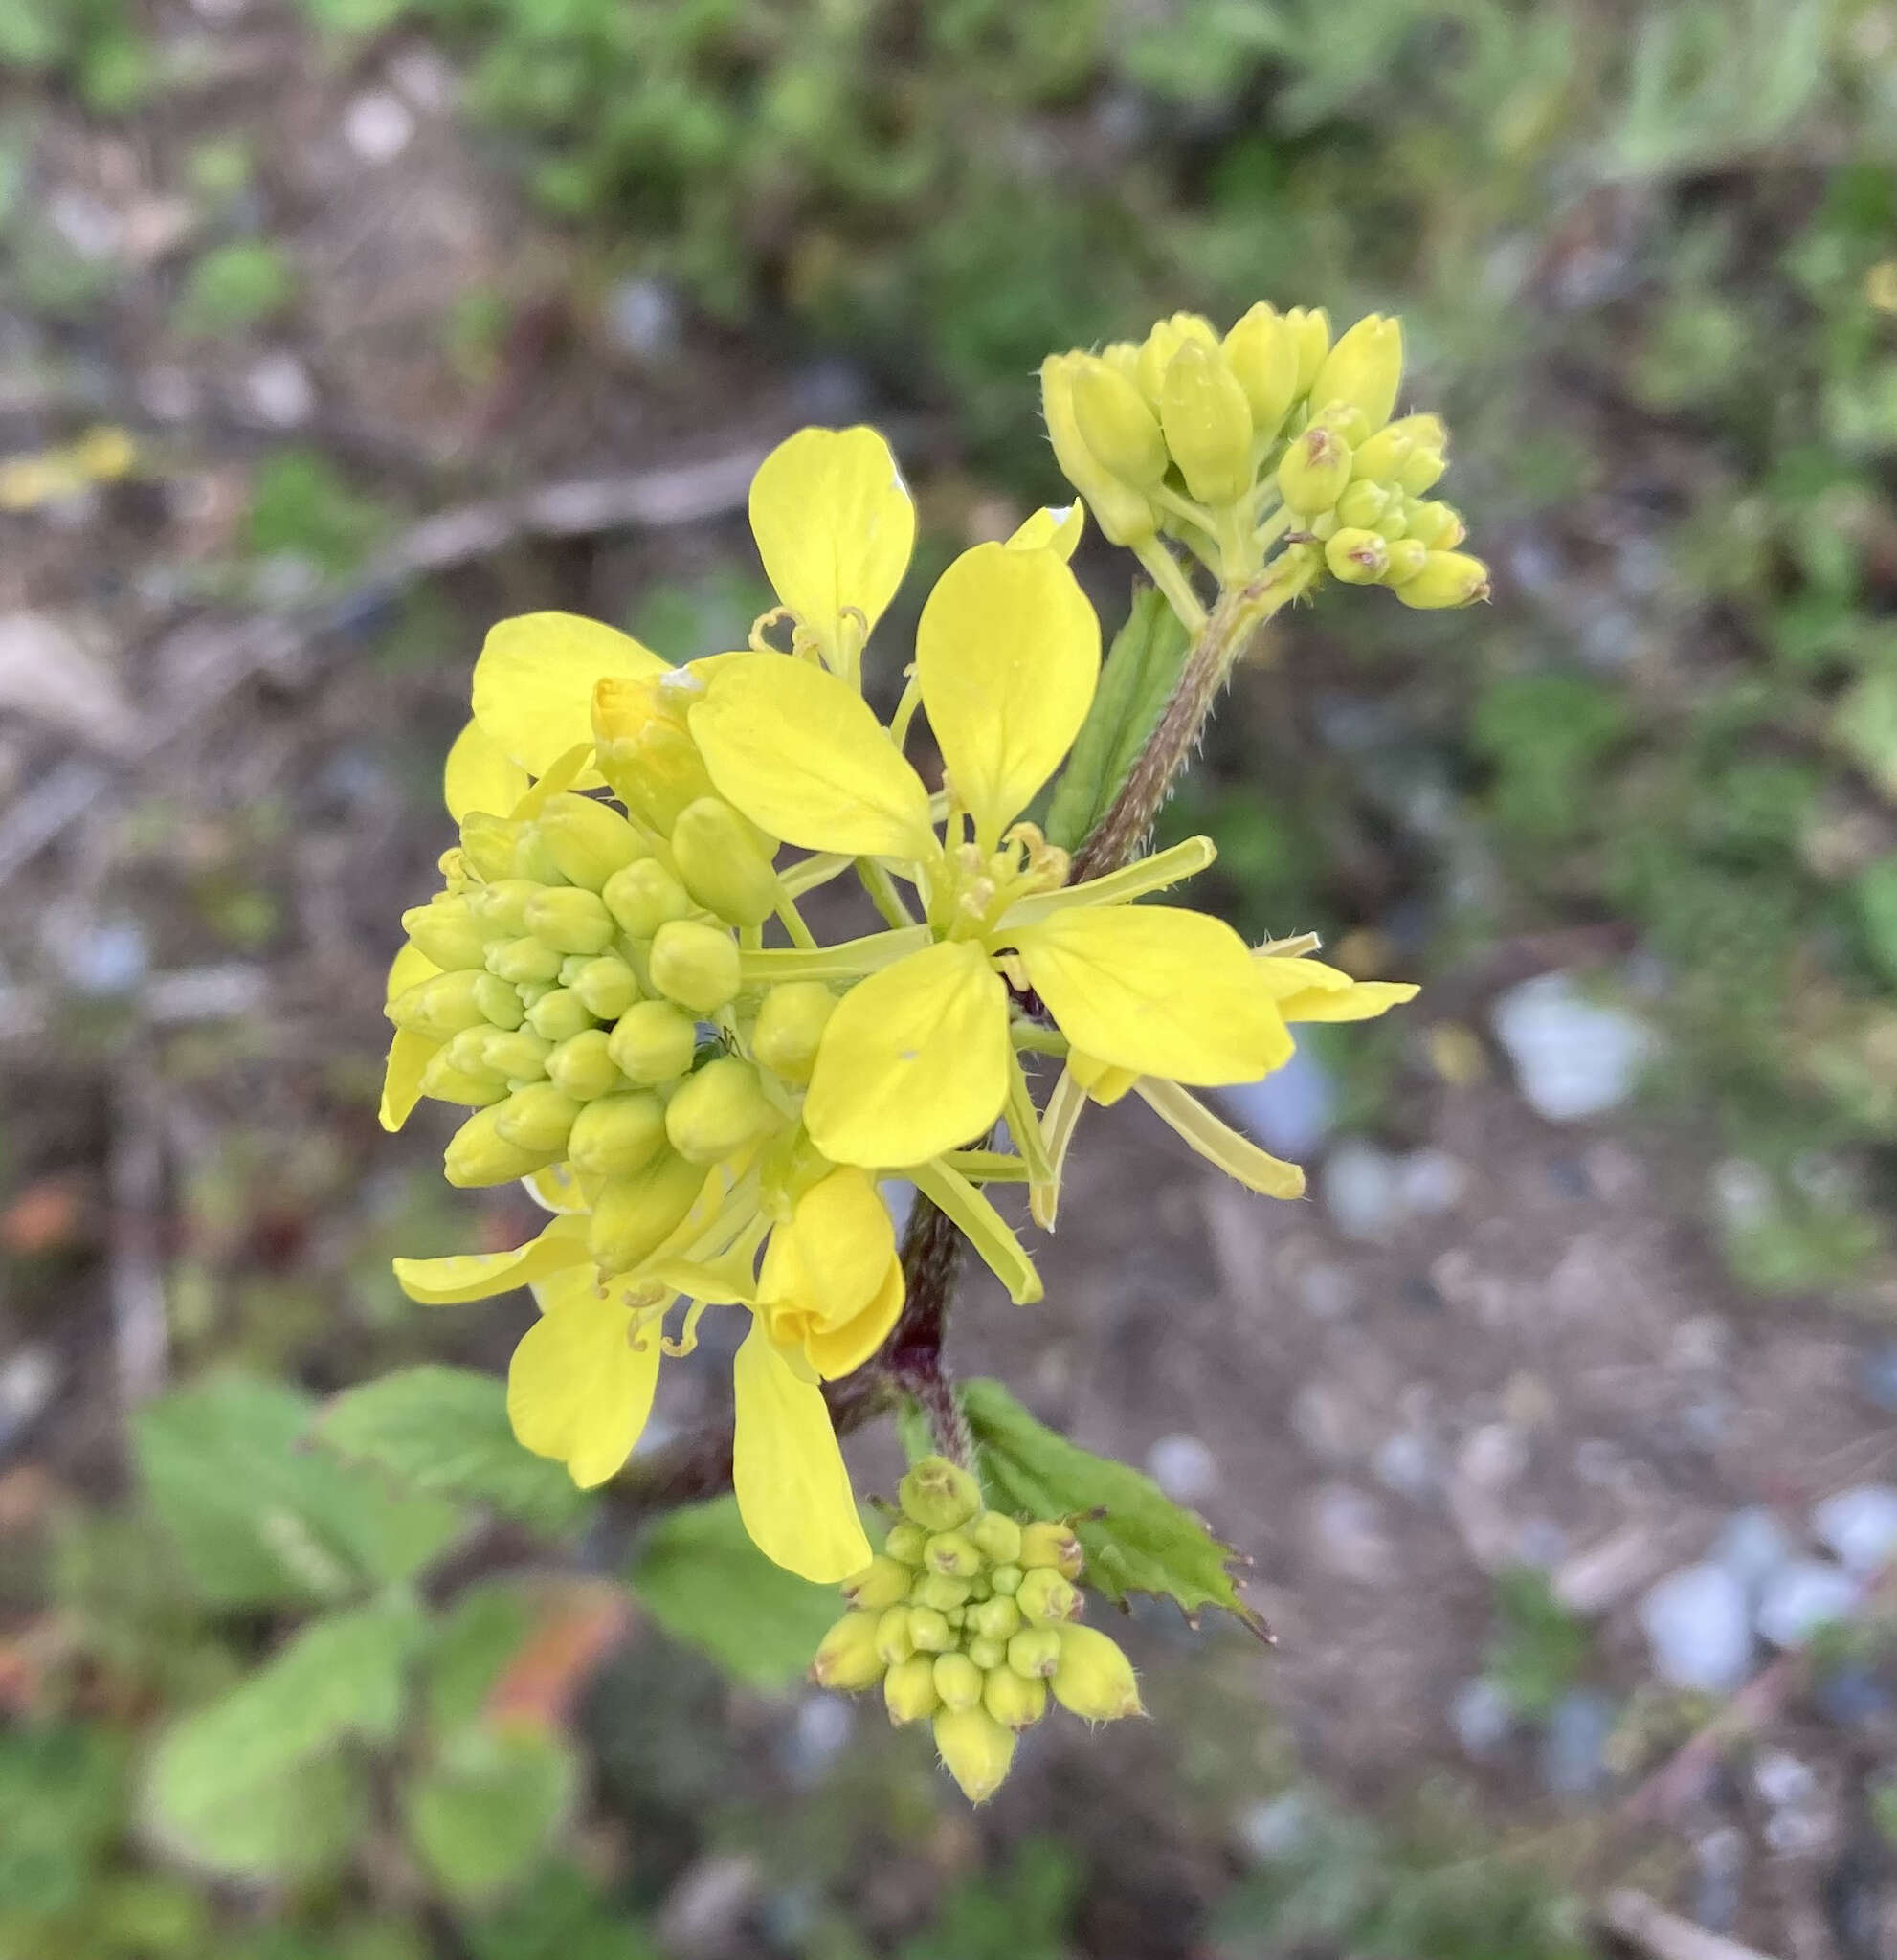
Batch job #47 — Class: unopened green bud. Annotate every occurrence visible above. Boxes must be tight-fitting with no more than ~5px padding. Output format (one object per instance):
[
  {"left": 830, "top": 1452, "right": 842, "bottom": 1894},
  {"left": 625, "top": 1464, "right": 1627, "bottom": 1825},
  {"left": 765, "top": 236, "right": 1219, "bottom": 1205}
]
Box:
[
  {"left": 524, "top": 885, "right": 614, "bottom": 957},
  {"left": 1099, "top": 339, "right": 1143, "bottom": 386},
  {"left": 1040, "top": 354, "right": 1157, "bottom": 547},
  {"left": 1394, "top": 550, "right": 1490, "bottom": 610},
  {"left": 945, "top": 1606, "right": 967, "bottom": 1630},
  {"left": 524, "top": 987, "right": 594, "bottom": 1044},
  {"left": 595, "top": 706, "right": 717, "bottom": 836},
  {"left": 983, "top": 1666, "right": 1047, "bottom": 1731},
  {"left": 925, "top": 1531, "right": 983, "bottom": 1579},
  {"left": 670, "top": 796, "right": 780, "bottom": 928},
  {"left": 900, "top": 1458, "right": 982, "bottom": 1532},
  {"left": 1310, "top": 313, "right": 1403, "bottom": 434},
  {"left": 546, "top": 1028, "right": 621, "bottom": 1101},
  {"left": 1386, "top": 412, "right": 1446, "bottom": 493},
  {"left": 883, "top": 1654, "right": 940, "bottom": 1725},
  {"left": 401, "top": 898, "right": 486, "bottom": 970},
  {"left": 1382, "top": 538, "right": 1429, "bottom": 585},
  {"left": 875, "top": 1605, "right": 916, "bottom": 1665},
  {"left": 1221, "top": 302, "right": 1300, "bottom": 443},
  {"left": 458, "top": 814, "right": 521, "bottom": 881},
  {"left": 1349, "top": 425, "right": 1413, "bottom": 485},
  {"left": 969, "top": 1512, "right": 1023, "bottom": 1566},
  {"left": 648, "top": 920, "right": 740, "bottom": 1015},
  {"left": 906, "top": 1607, "right": 953, "bottom": 1653},
  {"left": 1405, "top": 501, "right": 1465, "bottom": 550},
  {"left": 485, "top": 935, "right": 565, "bottom": 985},
  {"left": 1276, "top": 424, "right": 1352, "bottom": 515},
  {"left": 811, "top": 1610, "right": 884, "bottom": 1691},
  {"left": 509, "top": 826, "right": 563, "bottom": 886},
  {"left": 1051, "top": 1623, "right": 1144, "bottom": 1723},
  {"left": 1071, "top": 359, "right": 1170, "bottom": 489},
  {"left": 845, "top": 1556, "right": 914, "bottom": 1612},
  {"left": 1006, "top": 1627, "right": 1062, "bottom": 1680},
  {"left": 469, "top": 1027, "right": 551, "bottom": 1081},
  {"left": 989, "top": 1563, "right": 1023, "bottom": 1595},
  {"left": 569, "top": 954, "right": 638, "bottom": 1021},
  {"left": 1335, "top": 479, "right": 1392, "bottom": 530},
  {"left": 882, "top": 1521, "right": 927, "bottom": 1565},
  {"left": 971, "top": 1595, "right": 1022, "bottom": 1642},
  {"left": 1019, "top": 1522, "right": 1084, "bottom": 1579},
  {"left": 1159, "top": 342, "right": 1254, "bottom": 506},
  {"left": 663, "top": 1056, "right": 778, "bottom": 1163},
  {"left": 419, "top": 1054, "right": 505, "bottom": 1105},
  {"left": 534, "top": 792, "right": 647, "bottom": 890},
  {"left": 1015, "top": 1568, "right": 1080, "bottom": 1626},
  {"left": 932, "top": 1652, "right": 984, "bottom": 1713},
  {"left": 1398, "top": 449, "right": 1446, "bottom": 495},
  {"left": 470, "top": 879, "right": 541, "bottom": 938},
  {"left": 443, "top": 1104, "right": 558, "bottom": 1187},
  {"left": 491, "top": 1082, "right": 583, "bottom": 1154},
  {"left": 1324, "top": 527, "right": 1390, "bottom": 585},
  {"left": 1373, "top": 501, "right": 1408, "bottom": 541},
  {"left": 750, "top": 982, "right": 836, "bottom": 1085},
  {"left": 601, "top": 859, "right": 691, "bottom": 941},
  {"left": 967, "top": 1636, "right": 1007, "bottom": 1671},
  {"left": 1283, "top": 305, "right": 1331, "bottom": 396},
  {"left": 917, "top": 1570, "right": 973, "bottom": 1613},
  {"left": 933, "top": 1705, "right": 1015, "bottom": 1804},
  {"left": 387, "top": 968, "right": 491, "bottom": 1040},
  {"left": 587, "top": 1149, "right": 706, "bottom": 1275},
  {"left": 566, "top": 1092, "right": 666, "bottom": 1179},
  {"left": 1134, "top": 311, "right": 1220, "bottom": 406},
  {"left": 607, "top": 1000, "right": 697, "bottom": 1083}
]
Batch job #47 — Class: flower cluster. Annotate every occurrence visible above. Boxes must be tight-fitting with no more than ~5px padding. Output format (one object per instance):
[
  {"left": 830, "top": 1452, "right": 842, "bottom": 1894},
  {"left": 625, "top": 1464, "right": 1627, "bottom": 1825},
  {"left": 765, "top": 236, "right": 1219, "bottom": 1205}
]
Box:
[{"left": 813, "top": 1459, "right": 1141, "bottom": 1802}]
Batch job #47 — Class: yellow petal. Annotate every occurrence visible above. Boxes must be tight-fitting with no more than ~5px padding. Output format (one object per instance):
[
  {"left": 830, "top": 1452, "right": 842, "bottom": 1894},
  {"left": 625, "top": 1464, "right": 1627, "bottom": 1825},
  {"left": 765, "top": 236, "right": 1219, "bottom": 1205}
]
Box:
[
  {"left": 1134, "top": 1078, "right": 1306, "bottom": 1199},
  {"left": 1005, "top": 502, "right": 1085, "bottom": 560},
  {"left": 507, "top": 1275, "right": 661, "bottom": 1487},
  {"left": 783, "top": 1167, "right": 895, "bottom": 1327},
  {"left": 917, "top": 542, "right": 1100, "bottom": 849},
  {"left": 1031, "top": 1065, "right": 1087, "bottom": 1230},
  {"left": 730, "top": 1320, "right": 872, "bottom": 1581},
  {"left": 391, "top": 1214, "right": 592, "bottom": 1305},
  {"left": 1014, "top": 906, "right": 1292, "bottom": 1085},
  {"left": 908, "top": 1157, "right": 1041, "bottom": 1305},
  {"left": 1253, "top": 954, "right": 1355, "bottom": 999},
  {"left": 803, "top": 1256, "right": 904, "bottom": 1379},
  {"left": 689, "top": 654, "right": 933, "bottom": 859},
  {"left": 748, "top": 426, "right": 914, "bottom": 655},
  {"left": 386, "top": 941, "right": 438, "bottom": 1004},
  {"left": 379, "top": 1028, "right": 438, "bottom": 1132},
  {"left": 443, "top": 720, "right": 530, "bottom": 823},
  {"left": 1278, "top": 979, "right": 1419, "bottom": 1023},
  {"left": 524, "top": 1162, "right": 588, "bottom": 1213},
  {"left": 1069, "top": 1047, "right": 1138, "bottom": 1106},
  {"left": 472, "top": 612, "right": 666, "bottom": 776},
  {"left": 803, "top": 941, "right": 1012, "bottom": 1166}
]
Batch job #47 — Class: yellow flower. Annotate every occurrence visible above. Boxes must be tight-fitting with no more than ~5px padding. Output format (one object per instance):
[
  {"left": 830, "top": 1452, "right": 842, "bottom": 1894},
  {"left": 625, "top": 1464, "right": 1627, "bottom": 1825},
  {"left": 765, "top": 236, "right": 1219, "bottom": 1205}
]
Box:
[{"left": 686, "top": 538, "right": 1293, "bottom": 1170}]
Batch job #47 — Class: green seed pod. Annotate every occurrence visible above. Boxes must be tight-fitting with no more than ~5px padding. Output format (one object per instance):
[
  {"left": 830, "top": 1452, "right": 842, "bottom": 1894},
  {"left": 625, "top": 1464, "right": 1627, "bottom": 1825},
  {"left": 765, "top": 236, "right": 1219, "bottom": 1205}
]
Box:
[
  {"left": 607, "top": 1001, "right": 698, "bottom": 1083},
  {"left": 663, "top": 1056, "right": 778, "bottom": 1163},
  {"left": 925, "top": 1532, "right": 983, "bottom": 1580},
  {"left": 1051, "top": 1623, "right": 1144, "bottom": 1723},
  {"left": 876, "top": 1607, "right": 916, "bottom": 1667},
  {"left": 601, "top": 858, "right": 692, "bottom": 941},
  {"left": 844, "top": 1556, "right": 914, "bottom": 1613},
  {"left": 1070, "top": 358, "right": 1170, "bottom": 489},
  {"left": 1324, "top": 527, "right": 1390, "bottom": 586},
  {"left": 1221, "top": 301, "right": 1300, "bottom": 444},
  {"left": 1019, "top": 1522, "right": 1084, "bottom": 1579},
  {"left": 1404, "top": 501, "right": 1465, "bottom": 550},
  {"left": 418, "top": 1053, "right": 505, "bottom": 1106},
  {"left": 933, "top": 1705, "right": 1015, "bottom": 1804},
  {"left": 750, "top": 982, "right": 836, "bottom": 1086},
  {"left": 989, "top": 1563, "right": 1023, "bottom": 1596},
  {"left": 587, "top": 1149, "right": 706, "bottom": 1276},
  {"left": 458, "top": 814, "right": 521, "bottom": 882},
  {"left": 966, "top": 1636, "right": 1008, "bottom": 1671},
  {"left": 1349, "top": 424, "right": 1415, "bottom": 485},
  {"left": 569, "top": 954, "right": 639, "bottom": 1022},
  {"left": 882, "top": 1521, "right": 927, "bottom": 1565},
  {"left": 1015, "top": 1568, "right": 1081, "bottom": 1627},
  {"left": 443, "top": 1104, "right": 558, "bottom": 1188},
  {"left": 970, "top": 1595, "right": 1022, "bottom": 1643},
  {"left": 401, "top": 897, "right": 486, "bottom": 970},
  {"left": 900, "top": 1458, "right": 982, "bottom": 1533},
  {"left": 491, "top": 1083, "right": 583, "bottom": 1155},
  {"left": 524, "top": 987, "right": 594, "bottom": 1044},
  {"left": 670, "top": 796, "right": 780, "bottom": 928},
  {"left": 1335, "top": 479, "right": 1392, "bottom": 530},
  {"left": 1382, "top": 538, "right": 1429, "bottom": 586},
  {"left": 534, "top": 791, "right": 647, "bottom": 890},
  {"left": 983, "top": 1665, "right": 1048, "bottom": 1731},
  {"left": 470, "top": 878, "right": 541, "bottom": 939},
  {"left": 916, "top": 1571, "right": 973, "bottom": 1613},
  {"left": 882, "top": 1654, "right": 940, "bottom": 1726},
  {"left": 1283, "top": 305, "right": 1331, "bottom": 397},
  {"left": 1310, "top": 313, "right": 1403, "bottom": 434},
  {"left": 648, "top": 920, "right": 741, "bottom": 1015},
  {"left": 524, "top": 885, "right": 615, "bottom": 957},
  {"left": 1393, "top": 550, "right": 1490, "bottom": 610},
  {"left": 1006, "top": 1627, "right": 1062, "bottom": 1680},
  {"left": 811, "top": 1610, "right": 884, "bottom": 1691},
  {"left": 472, "top": 1028, "right": 552, "bottom": 1082},
  {"left": 969, "top": 1512, "right": 1023, "bottom": 1567},
  {"left": 906, "top": 1607, "right": 954, "bottom": 1654},
  {"left": 1159, "top": 341, "right": 1254, "bottom": 506},
  {"left": 566, "top": 1091, "right": 667, "bottom": 1180},
  {"left": 932, "top": 1652, "right": 985, "bottom": 1713},
  {"left": 1276, "top": 424, "right": 1352, "bottom": 516},
  {"left": 485, "top": 935, "right": 565, "bottom": 985},
  {"left": 1040, "top": 354, "right": 1157, "bottom": 547}
]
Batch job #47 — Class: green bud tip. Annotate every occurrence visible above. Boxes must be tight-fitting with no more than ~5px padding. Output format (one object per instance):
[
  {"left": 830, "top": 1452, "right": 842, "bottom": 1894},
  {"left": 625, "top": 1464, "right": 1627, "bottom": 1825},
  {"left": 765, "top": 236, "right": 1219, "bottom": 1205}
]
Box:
[
  {"left": 899, "top": 1457, "right": 983, "bottom": 1533},
  {"left": 607, "top": 1000, "right": 698, "bottom": 1084},
  {"left": 917, "top": 1570, "right": 973, "bottom": 1613},
  {"left": 1071, "top": 358, "right": 1171, "bottom": 490},
  {"left": 924, "top": 1531, "right": 984, "bottom": 1580},
  {"left": 966, "top": 1636, "right": 1008, "bottom": 1671},
  {"left": 524, "top": 987, "right": 594, "bottom": 1044},
  {"left": 670, "top": 795, "right": 781, "bottom": 929},
  {"left": 1324, "top": 527, "right": 1390, "bottom": 586},
  {"left": 882, "top": 1521, "right": 927, "bottom": 1565},
  {"left": 875, "top": 1606, "right": 916, "bottom": 1667},
  {"left": 883, "top": 1654, "right": 940, "bottom": 1726},
  {"left": 750, "top": 981, "right": 836, "bottom": 1086},
  {"left": 1381, "top": 538, "right": 1429, "bottom": 586},
  {"left": 1015, "top": 1567, "right": 1081, "bottom": 1626},
  {"left": 601, "top": 858, "right": 691, "bottom": 940},
  {"left": 906, "top": 1607, "right": 954, "bottom": 1654},
  {"left": 566, "top": 1091, "right": 667, "bottom": 1179},
  {"left": 1394, "top": 550, "right": 1491, "bottom": 610},
  {"left": 970, "top": 1595, "right": 1022, "bottom": 1642},
  {"left": 1007, "top": 1627, "right": 1062, "bottom": 1680},
  {"left": 1276, "top": 424, "right": 1352, "bottom": 517},
  {"left": 1051, "top": 1623, "right": 1144, "bottom": 1724},
  {"left": 1019, "top": 1522, "right": 1084, "bottom": 1579},
  {"left": 664, "top": 1056, "right": 779, "bottom": 1164},
  {"left": 546, "top": 1028, "right": 623, "bottom": 1102},
  {"left": 647, "top": 918, "right": 742, "bottom": 1015},
  {"left": 969, "top": 1511, "right": 1024, "bottom": 1567},
  {"left": 1310, "top": 313, "right": 1403, "bottom": 434},
  {"left": 989, "top": 1563, "right": 1023, "bottom": 1595},
  {"left": 932, "top": 1651, "right": 985, "bottom": 1713},
  {"left": 811, "top": 1611, "right": 885, "bottom": 1692},
  {"left": 983, "top": 1666, "right": 1048, "bottom": 1732},
  {"left": 933, "top": 1706, "right": 1016, "bottom": 1804},
  {"left": 524, "top": 884, "right": 616, "bottom": 957},
  {"left": 844, "top": 1556, "right": 913, "bottom": 1613}
]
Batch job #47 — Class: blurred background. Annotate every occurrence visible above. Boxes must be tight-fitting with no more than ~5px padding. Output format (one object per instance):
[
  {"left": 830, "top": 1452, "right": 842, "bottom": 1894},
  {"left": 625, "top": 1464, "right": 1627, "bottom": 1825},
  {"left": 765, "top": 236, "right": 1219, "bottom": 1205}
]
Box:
[{"left": 4, "top": 2, "right": 1897, "bottom": 1955}]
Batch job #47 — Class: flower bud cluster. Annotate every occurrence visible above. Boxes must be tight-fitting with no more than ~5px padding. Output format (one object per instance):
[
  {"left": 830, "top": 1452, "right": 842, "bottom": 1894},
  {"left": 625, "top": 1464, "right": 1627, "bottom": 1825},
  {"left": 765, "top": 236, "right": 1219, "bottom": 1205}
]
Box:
[
  {"left": 1041, "top": 304, "right": 1488, "bottom": 605},
  {"left": 812, "top": 1456, "right": 1143, "bottom": 1803}
]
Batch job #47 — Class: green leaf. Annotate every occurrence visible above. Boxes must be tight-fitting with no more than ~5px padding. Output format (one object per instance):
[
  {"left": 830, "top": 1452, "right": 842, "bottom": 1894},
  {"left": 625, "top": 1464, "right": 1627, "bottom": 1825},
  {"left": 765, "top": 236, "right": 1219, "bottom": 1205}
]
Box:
[
  {"left": 135, "top": 1371, "right": 467, "bottom": 1609},
  {"left": 0, "top": 1723, "right": 125, "bottom": 1919},
  {"left": 143, "top": 1593, "right": 423, "bottom": 1880},
  {"left": 1041, "top": 585, "right": 1193, "bottom": 853},
  {"left": 316, "top": 1367, "right": 592, "bottom": 1535},
  {"left": 1482, "top": 1568, "right": 1592, "bottom": 1718},
  {"left": 400, "top": 1725, "right": 579, "bottom": 1907},
  {"left": 426, "top": 1580, "right": 540, "bottom": 1739},
  {"left": 627, "top": 1496, "right": 841, "bottom": 1691},
  {"left": 466, "top": 1862, "right": 662, "bottom": 1960},
  {"left": 960, "top": 1379, "right": 1264, "bottom": 1634}
]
